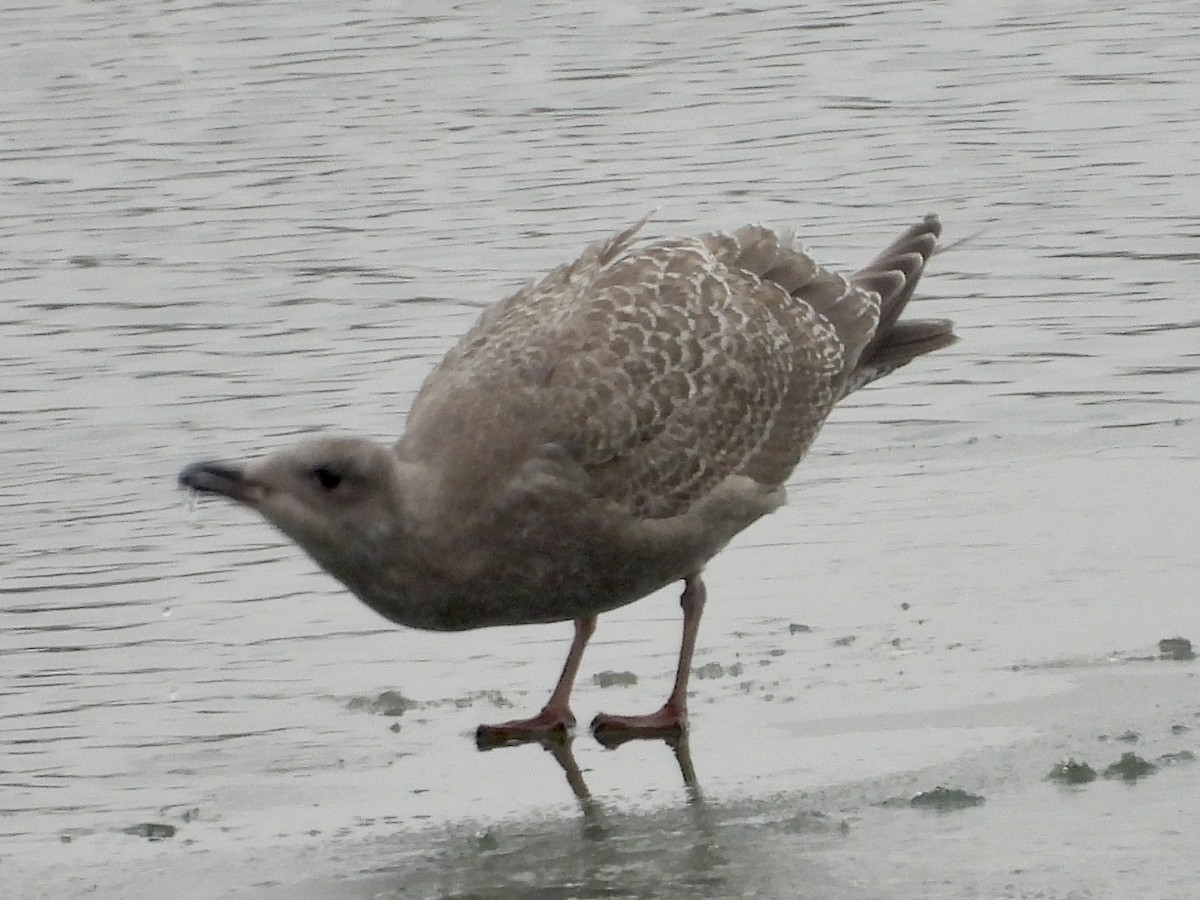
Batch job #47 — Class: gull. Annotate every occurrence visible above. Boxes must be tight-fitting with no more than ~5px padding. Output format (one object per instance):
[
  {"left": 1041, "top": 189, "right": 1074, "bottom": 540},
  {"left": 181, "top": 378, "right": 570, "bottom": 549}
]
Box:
[{"left": 180, "top": 214, "right": 956, "bottom": 744}]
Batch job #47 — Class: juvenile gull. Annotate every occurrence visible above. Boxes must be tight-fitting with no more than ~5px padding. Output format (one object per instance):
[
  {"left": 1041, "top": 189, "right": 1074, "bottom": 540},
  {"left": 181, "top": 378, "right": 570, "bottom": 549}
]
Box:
[{"left": 180, "top": 215, "right": 956, "bottom": 744}]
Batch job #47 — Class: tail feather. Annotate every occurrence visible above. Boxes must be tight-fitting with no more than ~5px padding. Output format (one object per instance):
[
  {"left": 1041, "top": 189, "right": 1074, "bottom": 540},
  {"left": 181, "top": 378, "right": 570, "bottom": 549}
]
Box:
[
  {"left": 868, "top": 319, "right": 958, "bottom": 370},
  {"left": 852, "top": 214, "right": 941, "bottom": 349},
  {"left": 842, "top": 214, "right": 955, "bottom": 394}
]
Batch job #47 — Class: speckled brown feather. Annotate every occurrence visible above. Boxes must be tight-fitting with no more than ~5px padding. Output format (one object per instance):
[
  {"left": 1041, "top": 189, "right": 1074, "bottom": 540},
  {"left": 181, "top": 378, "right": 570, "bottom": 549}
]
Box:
[{"left": 404, "top": 215, "right": 952, "bottom": 521}]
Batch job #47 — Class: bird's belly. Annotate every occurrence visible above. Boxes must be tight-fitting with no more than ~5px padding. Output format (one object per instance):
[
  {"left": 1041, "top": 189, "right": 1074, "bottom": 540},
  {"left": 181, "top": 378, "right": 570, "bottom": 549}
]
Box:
[
  {"left": 355, "top": 554, "right": 674, "bottom": 632},
  {"left": 352, "top": 520, "right": 697, "bottom": 632},
  {"left": 348, "top": 478, "right": 775, "bottom": 633}
]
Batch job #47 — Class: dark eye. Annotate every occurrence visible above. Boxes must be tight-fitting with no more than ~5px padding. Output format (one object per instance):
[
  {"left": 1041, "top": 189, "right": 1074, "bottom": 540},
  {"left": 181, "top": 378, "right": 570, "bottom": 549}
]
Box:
[{"left": 312, "top": 465, "right": 343, "bottom": 490}]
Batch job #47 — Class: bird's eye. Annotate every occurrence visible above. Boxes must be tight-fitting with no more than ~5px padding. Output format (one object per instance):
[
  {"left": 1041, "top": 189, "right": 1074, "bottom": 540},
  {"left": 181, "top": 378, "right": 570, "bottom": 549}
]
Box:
[{"left": 312, "top": 465, "right": 343, "bottom": 490}]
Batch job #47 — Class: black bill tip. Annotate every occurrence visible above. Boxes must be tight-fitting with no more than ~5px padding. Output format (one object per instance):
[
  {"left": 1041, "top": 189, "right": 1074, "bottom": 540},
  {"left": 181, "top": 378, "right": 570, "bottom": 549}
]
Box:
[{"left": 179, "top": 461, "right": 252, "bottom": 501}]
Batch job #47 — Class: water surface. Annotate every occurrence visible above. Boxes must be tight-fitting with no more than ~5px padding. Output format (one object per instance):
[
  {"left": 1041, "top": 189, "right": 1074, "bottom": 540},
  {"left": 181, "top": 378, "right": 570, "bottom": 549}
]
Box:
[{"left": 2, "top": 2, "right": 1198, "bottom": 897}]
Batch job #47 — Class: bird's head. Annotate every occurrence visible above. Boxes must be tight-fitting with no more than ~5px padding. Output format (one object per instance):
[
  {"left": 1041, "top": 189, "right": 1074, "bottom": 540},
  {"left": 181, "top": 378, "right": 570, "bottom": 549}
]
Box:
[{"left": 180, "top": 435, "right": 410, "bottom": 591}]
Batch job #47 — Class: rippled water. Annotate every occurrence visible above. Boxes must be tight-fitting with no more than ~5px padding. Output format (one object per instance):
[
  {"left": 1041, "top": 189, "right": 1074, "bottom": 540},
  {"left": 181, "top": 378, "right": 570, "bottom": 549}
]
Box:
[{"left": 3, "top": 2, "right": 1198, "bottom": 898}]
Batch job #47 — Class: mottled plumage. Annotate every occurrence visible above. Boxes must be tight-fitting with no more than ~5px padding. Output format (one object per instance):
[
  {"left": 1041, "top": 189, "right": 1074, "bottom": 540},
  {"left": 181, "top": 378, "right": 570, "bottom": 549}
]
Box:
[{"left": 180, "top": 214, "right": 956, "bottom": 742}]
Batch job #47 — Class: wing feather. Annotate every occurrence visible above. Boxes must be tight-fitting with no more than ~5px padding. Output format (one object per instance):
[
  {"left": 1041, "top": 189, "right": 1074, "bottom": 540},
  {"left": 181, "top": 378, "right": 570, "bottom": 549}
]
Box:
[{"left": 405, "top": 220, "right": 874, "bottom": 518}]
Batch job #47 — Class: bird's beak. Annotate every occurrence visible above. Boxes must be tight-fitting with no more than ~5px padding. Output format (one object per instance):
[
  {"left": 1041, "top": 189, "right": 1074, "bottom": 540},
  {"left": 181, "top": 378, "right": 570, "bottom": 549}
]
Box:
[{"left": 179, "top": 461, "right": 262, "bottom": 505}]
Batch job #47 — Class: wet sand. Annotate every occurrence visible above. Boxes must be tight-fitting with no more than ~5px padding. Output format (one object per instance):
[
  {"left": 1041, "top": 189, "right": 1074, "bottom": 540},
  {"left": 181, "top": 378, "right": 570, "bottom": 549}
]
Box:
[{"left": 3, "top": 1, "right": 1198, "bottom": 897}]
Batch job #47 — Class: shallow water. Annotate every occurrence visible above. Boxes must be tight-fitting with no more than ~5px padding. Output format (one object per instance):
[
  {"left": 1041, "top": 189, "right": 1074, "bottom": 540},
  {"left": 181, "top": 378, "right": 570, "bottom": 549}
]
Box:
[{"left": 3, "top": 1, "right": 1199, "bottom": 897}]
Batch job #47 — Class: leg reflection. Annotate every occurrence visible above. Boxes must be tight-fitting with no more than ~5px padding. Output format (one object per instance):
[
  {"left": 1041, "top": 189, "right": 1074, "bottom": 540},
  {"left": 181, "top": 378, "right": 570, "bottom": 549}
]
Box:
[
  {"left": 476, "top": 730, "right": 604, "bottom": 831},
  {"left": 591, "top": 727, "right": 704, "bottom": 804}
]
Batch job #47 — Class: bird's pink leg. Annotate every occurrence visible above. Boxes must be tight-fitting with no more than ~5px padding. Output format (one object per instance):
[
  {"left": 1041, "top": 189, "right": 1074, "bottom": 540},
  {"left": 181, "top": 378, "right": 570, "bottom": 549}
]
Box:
[
  {"left": 591, "top": 575, "right": 706, "bottom": 739},
  {"left": 476, "top": 615, "right": 597, "bottom": 746}
]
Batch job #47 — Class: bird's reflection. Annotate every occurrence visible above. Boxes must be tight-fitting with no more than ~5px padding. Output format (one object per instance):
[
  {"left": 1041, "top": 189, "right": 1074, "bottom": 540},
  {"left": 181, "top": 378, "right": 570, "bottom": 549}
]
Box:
[{"left": 475, "top": 725, "right": 703, "bottom": 826}]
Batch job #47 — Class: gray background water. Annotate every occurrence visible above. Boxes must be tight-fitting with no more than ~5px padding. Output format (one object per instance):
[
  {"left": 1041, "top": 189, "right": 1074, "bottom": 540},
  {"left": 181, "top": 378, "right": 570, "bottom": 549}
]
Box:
[{"left": 3, "top": 1, "right": 1198, "bottom": 898}]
